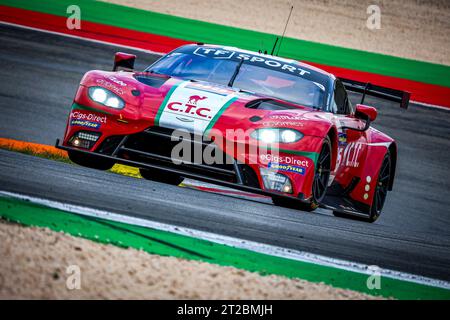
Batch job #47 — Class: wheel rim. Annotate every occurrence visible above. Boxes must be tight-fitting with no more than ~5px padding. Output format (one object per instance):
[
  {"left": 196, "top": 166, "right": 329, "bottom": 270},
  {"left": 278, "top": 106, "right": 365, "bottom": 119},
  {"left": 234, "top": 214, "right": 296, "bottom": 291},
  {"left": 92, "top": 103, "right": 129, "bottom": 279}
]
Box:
[
  {"left": 312, "top": 142, "right": 331, "bottom": 202},
  {"left": 373, "top": 156, "right": 391, "bottom": 217}
]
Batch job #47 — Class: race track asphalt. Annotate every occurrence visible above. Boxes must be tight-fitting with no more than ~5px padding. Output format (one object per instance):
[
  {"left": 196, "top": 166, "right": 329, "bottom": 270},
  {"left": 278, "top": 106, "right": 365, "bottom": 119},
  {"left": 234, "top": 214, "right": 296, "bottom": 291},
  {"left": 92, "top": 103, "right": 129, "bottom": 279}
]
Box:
[{"left": 1, "top": 24, "right": 449, "bottom": 280}]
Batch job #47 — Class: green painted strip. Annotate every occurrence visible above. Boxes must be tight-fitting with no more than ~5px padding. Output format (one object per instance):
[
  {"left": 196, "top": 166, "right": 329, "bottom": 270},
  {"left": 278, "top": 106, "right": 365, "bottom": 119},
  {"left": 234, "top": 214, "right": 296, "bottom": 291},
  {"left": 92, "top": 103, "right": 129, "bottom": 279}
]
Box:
[
  {"left": 154, "top": 81, "right": 181, "bottom": 126},
  {"left": 258, "top": 146, "right": 319, "bottom": 166},
  {"left": 1, "top": 195, "right": 449, "bottom": 299},
  {"left": 204, "top": 97, "right": 238, "bottom": 137},
  {"left": 72, "top": 102, "right": 113, "bottom": 115},
  {"left": 1, "top": 0, "right": 449, "bottom": 87},
  {"left": 279, "top": 148, "right": 319, "bottom": 165}
]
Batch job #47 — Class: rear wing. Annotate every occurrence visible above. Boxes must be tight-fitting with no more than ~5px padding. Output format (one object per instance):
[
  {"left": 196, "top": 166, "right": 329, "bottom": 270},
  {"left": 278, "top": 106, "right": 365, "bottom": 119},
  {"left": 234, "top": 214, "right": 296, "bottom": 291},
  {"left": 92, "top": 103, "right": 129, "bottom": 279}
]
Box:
[{"left": 339, "top": 77, "right": 410, "bottom": 109}]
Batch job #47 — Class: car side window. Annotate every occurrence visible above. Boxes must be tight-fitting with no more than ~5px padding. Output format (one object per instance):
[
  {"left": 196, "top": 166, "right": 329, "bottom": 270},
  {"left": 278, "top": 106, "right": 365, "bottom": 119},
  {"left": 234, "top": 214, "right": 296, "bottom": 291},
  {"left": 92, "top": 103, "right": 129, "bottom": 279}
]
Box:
[{"left": 332, "top": 80, "right": 352, "bottom": 114}]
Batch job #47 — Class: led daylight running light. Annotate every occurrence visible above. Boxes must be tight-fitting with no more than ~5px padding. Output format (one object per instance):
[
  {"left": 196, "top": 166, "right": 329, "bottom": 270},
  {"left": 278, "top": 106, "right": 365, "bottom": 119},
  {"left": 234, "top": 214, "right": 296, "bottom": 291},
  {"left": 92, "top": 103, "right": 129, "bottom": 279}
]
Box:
[
  {"left": 281, "top": 130, "right": 297, "bottom": 143},
  {"left": 252, "top": 128, "right": 303, "bottom": 144},
  {"left": 260, "top": 130, "right": 277, "bottom": 143},
  {"left": 78, "top": 132, "right": 99, "bottom": 142},
  {"left": 91, "top": 88, "right": 107, "bottom": 103},
  {"left": 105, "top": 97, "right": 120, "bottom": 109},
  {"left": 88, "top": 87, "right": 124, "bottom": 109}
]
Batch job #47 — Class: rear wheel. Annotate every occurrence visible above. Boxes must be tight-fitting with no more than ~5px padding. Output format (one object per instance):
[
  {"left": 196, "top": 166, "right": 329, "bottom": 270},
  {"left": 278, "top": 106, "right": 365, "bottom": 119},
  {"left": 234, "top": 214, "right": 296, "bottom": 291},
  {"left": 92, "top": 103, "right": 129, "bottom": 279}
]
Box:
[
  {"left": 333, "top": 152, "right": 391, "bottom": 222},
  {"left": 369, "top": 152, "right": 391, "bottom": 222},
  {"left": 272, "top": 137, "right": 331, "bottom": 211},
  {"left": 68, "top": 150, "right": 114, "bottom": 170},
  {"left": 139, "top": 167, "right": 184, "bottom": 186}
]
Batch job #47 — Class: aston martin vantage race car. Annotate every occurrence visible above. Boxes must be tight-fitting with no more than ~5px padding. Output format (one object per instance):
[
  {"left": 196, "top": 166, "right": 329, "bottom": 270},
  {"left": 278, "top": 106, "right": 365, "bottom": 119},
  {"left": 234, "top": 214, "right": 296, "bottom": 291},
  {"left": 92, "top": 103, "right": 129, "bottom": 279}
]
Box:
[{"left": 56, "top": 44, "right": 409, "bottom": 222}]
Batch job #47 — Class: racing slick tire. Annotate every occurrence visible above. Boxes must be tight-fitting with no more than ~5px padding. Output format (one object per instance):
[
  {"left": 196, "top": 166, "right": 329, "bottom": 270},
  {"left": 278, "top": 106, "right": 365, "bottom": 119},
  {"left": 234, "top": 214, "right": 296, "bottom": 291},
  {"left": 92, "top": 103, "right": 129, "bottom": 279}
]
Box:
[
  {"left": 272, "top": 136, "right": 331, "bottom": 212},
  {"left": 68, "top": 150, "right": 114, "bottom": 170},
  {"left": 333, "top": 152, "right": 391, "bottom": 223},
  {"left": 139, "top": 167, "right": 184, "bottom": 186}
]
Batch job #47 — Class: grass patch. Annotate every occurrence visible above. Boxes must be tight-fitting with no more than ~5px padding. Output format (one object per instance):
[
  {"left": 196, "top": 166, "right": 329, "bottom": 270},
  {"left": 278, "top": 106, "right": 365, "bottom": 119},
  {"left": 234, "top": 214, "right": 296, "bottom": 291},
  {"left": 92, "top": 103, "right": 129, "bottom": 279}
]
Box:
[
  {"left": 0, "top": 143, "right": 72, "bottom": 164},
  {"left": 0, "top": 140, "right": 142, "bottom": 178}
]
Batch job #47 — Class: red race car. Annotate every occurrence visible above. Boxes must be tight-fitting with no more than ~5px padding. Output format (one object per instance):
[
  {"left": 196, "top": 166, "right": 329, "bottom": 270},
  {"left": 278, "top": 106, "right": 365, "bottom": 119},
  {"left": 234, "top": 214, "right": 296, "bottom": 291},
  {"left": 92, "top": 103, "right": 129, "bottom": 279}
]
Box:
[{"left": 56, "top": 44, "right": 409, "bottom": 222}]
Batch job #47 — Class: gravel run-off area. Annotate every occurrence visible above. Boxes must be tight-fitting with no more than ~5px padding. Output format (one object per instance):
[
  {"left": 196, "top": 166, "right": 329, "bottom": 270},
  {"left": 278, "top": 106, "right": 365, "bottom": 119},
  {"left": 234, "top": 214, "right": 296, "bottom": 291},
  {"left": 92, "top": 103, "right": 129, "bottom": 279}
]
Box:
[
  {"left": 0, "top": 220, "right": 383, "bottom": 299},
  {"left": 104, "top": 0, "right": 450, "bottom": 65}
]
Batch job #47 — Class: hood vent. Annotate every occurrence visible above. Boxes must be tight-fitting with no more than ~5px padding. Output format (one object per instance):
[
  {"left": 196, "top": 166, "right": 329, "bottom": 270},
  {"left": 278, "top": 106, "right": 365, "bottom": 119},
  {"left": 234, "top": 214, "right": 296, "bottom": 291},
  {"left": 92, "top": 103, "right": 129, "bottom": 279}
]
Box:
[
  {"left": 246, "top": 99, "right": 297, "bottom": 111},
  {"left": 134, "top": 74, "right": 169, "bottom": 88},
  {"left": 249, "top": 116, "right": 262, "bottom": 122}
]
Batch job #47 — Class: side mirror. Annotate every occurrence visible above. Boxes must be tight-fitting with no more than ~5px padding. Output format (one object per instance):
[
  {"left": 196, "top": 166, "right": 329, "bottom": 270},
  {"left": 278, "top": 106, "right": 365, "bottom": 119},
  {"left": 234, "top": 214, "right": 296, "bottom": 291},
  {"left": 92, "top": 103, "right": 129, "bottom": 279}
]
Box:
[
  {"left": 355, "top": 104, "right": 377, "bottom": 122},
  {"left": 342, "top": 104, "right": 377, "bottom": 132},
  {"left": 113, "top": 52, "right": 136, "bottom": 71}
]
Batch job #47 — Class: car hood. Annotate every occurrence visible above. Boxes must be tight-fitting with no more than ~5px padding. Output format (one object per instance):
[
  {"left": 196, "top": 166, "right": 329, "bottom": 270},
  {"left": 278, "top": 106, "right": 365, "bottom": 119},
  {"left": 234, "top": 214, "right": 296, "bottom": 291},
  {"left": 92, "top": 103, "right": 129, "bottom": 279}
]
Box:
[{"left": 82, "top": 70, "right": 332, "bottom": 137}]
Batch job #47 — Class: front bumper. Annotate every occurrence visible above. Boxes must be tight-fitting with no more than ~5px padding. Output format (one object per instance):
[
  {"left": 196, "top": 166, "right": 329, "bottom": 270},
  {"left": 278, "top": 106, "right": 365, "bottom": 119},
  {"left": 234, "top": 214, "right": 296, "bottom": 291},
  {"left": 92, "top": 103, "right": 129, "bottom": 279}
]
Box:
[{"left": 56, "top": 137, "right": 310, "bottom": 203}]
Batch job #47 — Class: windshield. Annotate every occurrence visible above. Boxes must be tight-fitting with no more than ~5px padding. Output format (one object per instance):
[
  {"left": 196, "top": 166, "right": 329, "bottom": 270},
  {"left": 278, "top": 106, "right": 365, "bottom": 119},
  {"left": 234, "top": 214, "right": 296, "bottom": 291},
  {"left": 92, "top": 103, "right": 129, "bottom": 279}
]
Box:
[
  {"left": 148, "top": 52, "right": 237, "bottom": 86},
  {"left": 147, "top": 49, "right": 329, "bottom": 109}
]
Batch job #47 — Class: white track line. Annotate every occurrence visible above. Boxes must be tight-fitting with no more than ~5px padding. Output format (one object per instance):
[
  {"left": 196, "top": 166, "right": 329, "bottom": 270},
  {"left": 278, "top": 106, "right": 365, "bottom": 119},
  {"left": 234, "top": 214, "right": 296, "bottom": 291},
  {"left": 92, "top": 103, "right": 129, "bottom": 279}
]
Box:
[
  {"left": 410, "top": 100, "right": 450, "bottom": 111},
  {"left": 1, "top": 190, "right": 449, "bottom": 290},
  {"left": 1, "top": 21, "right": 449, "bottom": 111}
]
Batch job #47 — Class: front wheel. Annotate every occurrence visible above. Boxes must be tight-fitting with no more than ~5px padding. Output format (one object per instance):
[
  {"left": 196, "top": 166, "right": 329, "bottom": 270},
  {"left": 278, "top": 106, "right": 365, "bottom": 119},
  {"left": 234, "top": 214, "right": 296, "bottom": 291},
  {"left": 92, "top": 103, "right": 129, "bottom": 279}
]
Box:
[
  {"left": 272, "top": 137, "right": 331, "bottom": 212},
  {"left": 139, "top": 167, "right": 184, "bottom": 186},
  {"left": 68, "top": 150, "right": 114, "bottom": 170}
]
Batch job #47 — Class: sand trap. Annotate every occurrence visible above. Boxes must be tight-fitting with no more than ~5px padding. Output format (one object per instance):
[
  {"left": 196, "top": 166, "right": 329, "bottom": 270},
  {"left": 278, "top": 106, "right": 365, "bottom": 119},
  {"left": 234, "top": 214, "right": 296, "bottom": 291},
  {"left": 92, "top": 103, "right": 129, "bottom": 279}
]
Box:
[
  {"left": 0, "top": 220, "right": 383, "bottom": 299},
  {"left": 104, "top": 0, "right": 450, "bottom": 65}
]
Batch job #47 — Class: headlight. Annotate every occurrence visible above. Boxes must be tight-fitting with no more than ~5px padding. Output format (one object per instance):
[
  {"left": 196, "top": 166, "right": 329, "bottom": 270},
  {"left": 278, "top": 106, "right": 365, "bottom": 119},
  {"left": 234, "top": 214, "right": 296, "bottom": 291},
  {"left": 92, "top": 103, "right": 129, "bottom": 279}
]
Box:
[
  {"left": 251, "top": 128, "right": 303, "bottom": 143},
  {"left": 88, "top": 87, "right": 125, "bottom": 109}
]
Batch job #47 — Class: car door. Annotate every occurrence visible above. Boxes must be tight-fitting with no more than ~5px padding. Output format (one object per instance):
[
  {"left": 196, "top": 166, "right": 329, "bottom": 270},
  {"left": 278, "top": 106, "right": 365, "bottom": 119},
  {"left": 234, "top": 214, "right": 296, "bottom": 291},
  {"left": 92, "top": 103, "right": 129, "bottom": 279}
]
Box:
[{"left": 330, "top": 79, "right": 368, "bottom": 185}]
